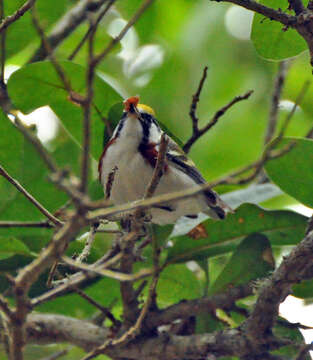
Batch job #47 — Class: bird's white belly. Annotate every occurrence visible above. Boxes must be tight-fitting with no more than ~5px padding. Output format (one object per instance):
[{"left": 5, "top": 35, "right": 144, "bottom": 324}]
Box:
[{"left": 100, "top": 142, "right": 206, "bottom": 224}]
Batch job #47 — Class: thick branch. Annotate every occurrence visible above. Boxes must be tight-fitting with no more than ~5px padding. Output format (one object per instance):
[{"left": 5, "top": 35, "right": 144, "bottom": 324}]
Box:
[
  {"left": 243, "top": 229, "right": 313, "bottom": 342},
  {"left": 5, "top": 313, "right": 285, "bottom": 359}
]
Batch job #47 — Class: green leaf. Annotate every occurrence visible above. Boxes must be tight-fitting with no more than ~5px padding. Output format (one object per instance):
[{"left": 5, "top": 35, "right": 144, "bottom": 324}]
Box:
[
  {"left": 272, "top": 317, "right": 310, "bottom": 359},
  {"left": 156, "top": 264, "right": 202, "bottom": 308},
  {"left": 37, "top": 276, "right": 121, "bottom": 318},
  {"left": 265, "top": 137, "right": 313, "bottom": 207},
  {"left": 292, "top": 278, "right": 313, "bottom": 299},
  {"left": 0, "top": 236, "right": 33, "bottom": 260},
  {"left": 251, "top": 0, "right": 307, "bottom": 60},
  {"left": 0, "top": 110, "right": 68, "bottom": 224},
  {"left": 209, "top": 234, "right": 274, "bottom": 295},
  {"left": 167, "top": 203, "right": 307, "bottom": 263},
  {"left": 7, "top": 60, "right": 122, "bottom": 159}
]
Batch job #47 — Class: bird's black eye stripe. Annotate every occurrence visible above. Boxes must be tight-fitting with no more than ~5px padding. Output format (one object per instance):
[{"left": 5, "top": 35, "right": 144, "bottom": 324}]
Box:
[{"left": 138, "top": 113, "right": 160, "bottom": 145}]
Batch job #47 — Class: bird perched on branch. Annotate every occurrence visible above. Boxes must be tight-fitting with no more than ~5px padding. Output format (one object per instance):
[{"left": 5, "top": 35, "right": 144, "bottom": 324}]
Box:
[{"left": 98, "top": 96, "right": 231, "bottom": 225}]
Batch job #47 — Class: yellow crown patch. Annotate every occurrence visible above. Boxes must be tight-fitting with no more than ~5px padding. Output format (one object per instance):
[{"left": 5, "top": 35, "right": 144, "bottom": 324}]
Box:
[{"left": 137, "top": 103, "right": 156, "bottom": 116}]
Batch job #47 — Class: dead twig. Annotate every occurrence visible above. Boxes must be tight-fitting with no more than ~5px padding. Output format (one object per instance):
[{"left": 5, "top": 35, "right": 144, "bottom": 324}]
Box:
[
  {"left": 183, "top": 80, "right": 253, "bottom": 153},
  {"left": 61, "top": 255, "right": 153, "bottom": 282},
  {"left": 31, "top": 251, "right": 123, "bottom": 308},
  {"left": 76, "top": 224, "right": 98, "bottom": 263}
]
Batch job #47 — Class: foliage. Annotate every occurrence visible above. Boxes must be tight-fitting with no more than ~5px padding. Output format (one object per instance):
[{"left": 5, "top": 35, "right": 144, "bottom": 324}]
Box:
[{"left": 0, "top": 0, "right": 312, "bottom": 359}]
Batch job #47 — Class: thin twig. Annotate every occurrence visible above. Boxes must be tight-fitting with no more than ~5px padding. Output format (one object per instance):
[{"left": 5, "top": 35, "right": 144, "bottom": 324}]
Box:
[
  {"left": 31, "top": 7, "right": 72, "bottom": 94},
  {"left": 31, "top": 251, "right": 123, "bottom": 307},
  {"left": 0, "top": 164, "right": 62, "bottom": 226},
  {"left": 264, "top": 61, "right": 288, "bottom": 145},
  {"left": 0, "top": 0, "right": 5, "bottom": 84},
  {"left": 76, "top": 224, "right": 98, "bottom": 263},
  {"left": 68, "top": 0, "right": 116, "bottom": 61},
  {"left": 81, "top": 275, "right": 159, "bottom": 360},
  {"left": 73, "top": 287, "right": 120, "bottom": 328},
  {"left": 80, "top": 20, "right": 96, "bottom": 194},
  {"left": 62, "top": 256, "right": 153, "bottom": 282},
  {"left": 92, "top": 0, "right": 156, "bottom": 67},
  {"left": 0, "top": 0, "right": 37, "bottom": 34},
  {"left": 144, "top": 134, "right": 169, "bottom": 199},
  {"left": 183, "top": 89, "right": 253, "bottom": 153},
  {"left": 0, "top": 221, "right": 53, "bottom": 228},
  {"left": 189, "top": 66, "right": 208, "bottom": 136}
]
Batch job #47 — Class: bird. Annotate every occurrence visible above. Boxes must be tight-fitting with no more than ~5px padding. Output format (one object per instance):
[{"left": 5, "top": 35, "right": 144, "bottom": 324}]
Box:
[{"left": 98, "top": 96, "right": 231, "bottom": 225}]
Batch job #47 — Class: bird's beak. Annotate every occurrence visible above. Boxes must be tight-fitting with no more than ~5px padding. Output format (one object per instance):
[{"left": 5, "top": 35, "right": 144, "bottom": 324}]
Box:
[{"left": 123, "top": 96, "right": 140, "bottom": 116}]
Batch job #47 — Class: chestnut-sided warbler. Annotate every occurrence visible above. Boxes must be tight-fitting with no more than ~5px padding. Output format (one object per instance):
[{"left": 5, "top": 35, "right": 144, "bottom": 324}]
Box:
[{"left": 98, "top": 96, "right": 230, "bottom": 225}]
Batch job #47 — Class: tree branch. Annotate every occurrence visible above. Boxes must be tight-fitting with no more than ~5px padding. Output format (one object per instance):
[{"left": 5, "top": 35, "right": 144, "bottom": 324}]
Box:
[
  {"left": 0, "top": 164, "right": 62, "bottom": 226},
  {"left": 0, "top": 0, "right": 37, "bottom": 34},
  {"left": 29, "top": 0, "right": 107, "bottom": 62},
  {"left": 211, "top": 0, "right": 296, "bottom": 26},
  {"left": 183, "top": 89, "right": 253, "bottom": 153},
  {"left": 243, "top": 229, "right": 313, "bottom": 343},
  {"left": 92, "top": 0, "right": 156, "bottom": 67},
  {"left": 0, "top": 221, "right": 53, "bottom": 228},
  {"left": 264, "top": 61, "right": 288, "bottom": 146}
]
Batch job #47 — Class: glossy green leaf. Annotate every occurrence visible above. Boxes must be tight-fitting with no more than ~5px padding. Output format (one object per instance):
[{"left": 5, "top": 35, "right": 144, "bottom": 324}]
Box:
[
  {"left": 0, "top": 236, "right": 33, "bottom": 260},
  {"left": 7, "top": 61, "right": 122, "bottom": 159},
  {"left": 251, "top": 0, "right": 306, "bottom": 60},
  {"left": 167, "top": 203, "right": 307, "bottom": 263},
  {"left": 0, "top": 110, "right": 68, "bottom": 223},
  {"left": 265, "top": 137, "right": 313, "bottom": 207},
  {"left": 209, "top": 234, "right": 274, "bottom": 295}
]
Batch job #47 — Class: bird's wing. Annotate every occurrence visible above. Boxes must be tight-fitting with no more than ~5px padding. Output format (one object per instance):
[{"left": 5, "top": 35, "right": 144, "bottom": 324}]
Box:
[{"left": 163, "top": 136, "right": 232, "bottom": 218}]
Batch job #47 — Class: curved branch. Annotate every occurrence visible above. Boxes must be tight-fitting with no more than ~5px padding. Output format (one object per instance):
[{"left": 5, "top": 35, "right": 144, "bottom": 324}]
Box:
[
  {"left": 243, "top": 229, "right": 313, "bottom": 342},
  {"left": 211, "top": 0, "right": 296, "bottom": 26}
]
